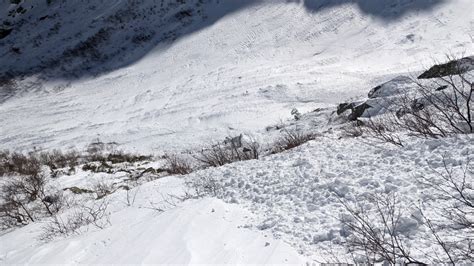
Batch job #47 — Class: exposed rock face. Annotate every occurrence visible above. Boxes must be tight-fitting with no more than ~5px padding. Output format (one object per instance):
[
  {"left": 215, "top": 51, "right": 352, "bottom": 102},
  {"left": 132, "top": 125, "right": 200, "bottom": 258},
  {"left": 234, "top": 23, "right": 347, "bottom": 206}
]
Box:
[
  {"left": 337, "top": 103, "right": 353, "bottom": 115},
  {"left": 348, "top": 103, "right": 371, "bottom": 121},
  {"left": 418, "top": 56, "right": 474, "bottom": 79},
  {"left": 368, "top": 76, "right": 412, "bottom": 99},
  {"left": 0, "top": 28, "right": 12, "bottom": 39},
  {"left": 336, "top": 102, "right": 372, "bottom": 121},
  {"left": 336, "top": 75, "right": 416, "bottom": 121},
  {"left": 336, "top": 56, "right": 474, "bottom": 125}
]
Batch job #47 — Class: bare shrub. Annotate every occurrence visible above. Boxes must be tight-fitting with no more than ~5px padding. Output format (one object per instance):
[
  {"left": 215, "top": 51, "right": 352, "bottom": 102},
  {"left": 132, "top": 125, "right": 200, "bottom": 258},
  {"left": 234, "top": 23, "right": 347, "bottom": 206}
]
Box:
[
  {"left": 164, "top": 154, "right": 193, "bottom": 175},
  {"left": 39, "top": 149, "right": 79, "bottom": 171},
  {"left": 0, "top": 150, "right": 10, "bottom": 175},
  {"left": 0, "top": 173, "right": 64, "bottom": 228},
  {"left": 196, "top": 138, "right": 260, "bottom": 168},
  {"left": 92, "top": 180, "right": 115, "bottom": 200},
  {"left": 272, "top": 129, "right": 316, "bottom": 153},
  {"left": 340, "top": 157, "right": 473, "bottom": 264},
  {"left": 361, "top": 68, "right": 472, "bottom": 146},
  {"left": 84, "top": 141, "right": 151, "bottom": 166},
  {"left": 338, "top": 193, "right": 425, "bottom": 264},
  {"left": 415, "top": 155, "right": 473, "bottom": 263},
  {"left": 124, "top": 187, "right": 139, "bottom": 207},
  {"left": 0, "top": 151, "right": 41, "bottom": 177},
  {"left": 340, "top": 121, "right": 364, "bottom": 138},
  {"left": 106, "top": 151, "right": 151, "bottom": 164},
  {"left": 82, "top": 161, "right": 113, "bottom": 173},
  {"left": 0, "top": 149, "right": 80, "bottom": 177},
  {"left": 361, "top": 116, "right": 404, "bottom": 147},
  {"left": 412, "top": 70, "right": 472, "bottom": 134},
  {"left": 1, "top": 184, "right": 36, "bottom": 226},
  {"left": 40, "top": 199, "right": 110, "bottom": 241},
  {"left": 186, "top": 176, "right": 222, "bottom": 198}
]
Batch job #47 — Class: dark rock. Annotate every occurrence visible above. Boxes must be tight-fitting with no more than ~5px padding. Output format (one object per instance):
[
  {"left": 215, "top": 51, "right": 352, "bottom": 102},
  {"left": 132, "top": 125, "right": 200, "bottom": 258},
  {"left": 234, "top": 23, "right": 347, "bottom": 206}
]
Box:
[
  {"left": 418, "top": 56, "right": 474, "bottom": 79},
  {"left": 436, "top": 85, "right": 448, "bottom": 91},
  {"left": 43, "top": 195, "right": 59, "bottom": 204},
  {"left": 11, "top": 47, "right": 20, "bottom": 54},
  {"left": 63, "top": 186, "right": 94, "bottom": 194},
  {"left": 337, "top": 102, "right": 354, "bottom": 115},
  {"left": 410, "top": 99, "right": 424, "bottom": 112},
  {"left": 348, "top": 103, "right": 371, "bottom": 121},
  {"left": 0, "top": 28, "right": 13, "bottom": 39},
  {"left": 242, "top": 147, "right": 252, "bottom": 153},
  {"left": 368, "top": 76, "right": 412, "bottom": 99},
  {"left": 368, "top": 85, "right": 382, "bottom": 98}
]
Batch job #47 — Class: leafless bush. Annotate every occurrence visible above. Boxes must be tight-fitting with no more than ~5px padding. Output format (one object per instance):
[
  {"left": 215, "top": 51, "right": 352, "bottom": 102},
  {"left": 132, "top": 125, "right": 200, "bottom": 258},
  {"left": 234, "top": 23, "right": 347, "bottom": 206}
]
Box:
[
  {"left": 0, "top": 149, "right": 80, "bottom": 177},
  {"left": 0, "top": 151, "right": 41, "bottom": 177},
  {"left": 340, "top": 157, "right": 473, "bottom": 264},
  {"left": 361, "top": 116, "right": 404, "bottom": 147},
  {"left": 84, "top": 141, "right": 151, "bottom": 166},
  {"left": 195, "top": 138, "right": 260, "bottom": 168},
  {"left": 92, "top": 180, "right": 115, "bottom": 200},
  {"left": 418, "top": 155, "right": 473, "bottom": 228},
  {"left": 164, "top": 154, "right": 193, "bottom": 175},
  {"left": 40, "top": 199, "right": 110, "bottom": 241},
  {"left": 392, "top": 74, "right": 472, "bottom": 138},
  {"left": 0, "top": 185, "right": 36, "bottom": 226},
  {"left": 415, "top": 155, "right": 473, "bottom": 263},
  {"left": 39, "top": 149, "right": 79, "bottom": 171},
  {"left": 340, "top": 121, "right": 364, "bottom": 138},
  {"left": 186, "top": 176, "right": 222, "bottom": 197},
  {"left": 272, "top": 129, "right": 316, "bottom": 153},
  {"left": 107, "top": 151, "right": 152, "bottom": 164},
  {"left": 82, "top": 161, "right": 113, "bottom": 173},
  {"left": 0, "top": 173, "right": 65, "bottom": 228},
  {"left": 361, "top": 69, "right": 472, "bottom": 146},
  {"left": 338, "top": 193, "right": 425, "bottom": 264},
  {"left": 124, "top": 187, "right": 139, "bottom": 207}
]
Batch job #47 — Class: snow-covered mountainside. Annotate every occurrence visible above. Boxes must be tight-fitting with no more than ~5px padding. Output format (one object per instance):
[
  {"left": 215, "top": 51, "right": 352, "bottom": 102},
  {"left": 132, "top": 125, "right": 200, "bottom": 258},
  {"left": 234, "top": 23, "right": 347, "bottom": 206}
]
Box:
[
  {"left": 0, "top": 0, "right": 473, "bottom": 264},
  {"left": 1, "top": 0, "right": 472, "bottom": 152}
]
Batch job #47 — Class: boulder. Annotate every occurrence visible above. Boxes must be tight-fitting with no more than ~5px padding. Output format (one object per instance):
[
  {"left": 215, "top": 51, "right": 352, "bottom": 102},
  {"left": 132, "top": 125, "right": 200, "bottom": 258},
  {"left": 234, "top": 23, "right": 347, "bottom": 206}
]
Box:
[
  {"left": 368, "top": 76, "right": 412, "bottom": 98},
  {"left": 418, "top": 56, "right": 474, "bottom": 79},
  {"left": 348, "top": 103, "right": 371, "bottom": 121}
]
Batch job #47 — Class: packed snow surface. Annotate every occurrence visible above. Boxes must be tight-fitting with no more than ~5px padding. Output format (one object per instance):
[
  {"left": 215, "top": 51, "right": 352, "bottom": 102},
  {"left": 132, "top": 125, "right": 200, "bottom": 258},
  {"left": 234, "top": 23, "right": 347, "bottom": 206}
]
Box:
[
  {"left": 0, "top": 0, "right": 473, "bottom": 264},
  {"left": 1, "top": 0, "right": 472, "bottom": 152},
  {"left": 0, "top": 177, "right": 306, "bottom": 264},
  {"left": 185, "top": 132, "right": 473, "bottom": 262}
]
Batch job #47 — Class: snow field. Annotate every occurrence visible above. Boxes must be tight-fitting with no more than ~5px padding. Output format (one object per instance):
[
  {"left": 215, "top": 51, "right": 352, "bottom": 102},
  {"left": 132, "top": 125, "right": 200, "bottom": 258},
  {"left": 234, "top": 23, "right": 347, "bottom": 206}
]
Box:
[
  {"left": 185, "top": 132, "right": 473, "bottom": 261},
  {"left": 0, "top": 176, "right": 307, "bottom": 264}
]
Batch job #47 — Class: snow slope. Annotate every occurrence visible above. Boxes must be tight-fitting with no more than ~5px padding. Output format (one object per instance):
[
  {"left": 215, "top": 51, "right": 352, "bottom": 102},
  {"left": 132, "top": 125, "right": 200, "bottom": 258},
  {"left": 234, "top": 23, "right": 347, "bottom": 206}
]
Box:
[
  {"left": 1, "top": 0, "right": 472, "bottom": 152},
  {"left": 0, "top": 177, "right": 306, "bottom": 264},
  {"left": 0, "top": 0, "right": 473, "bottom": 264},
  {"left": 185, "top": 132, "right": 473, "bottom": 262}
]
